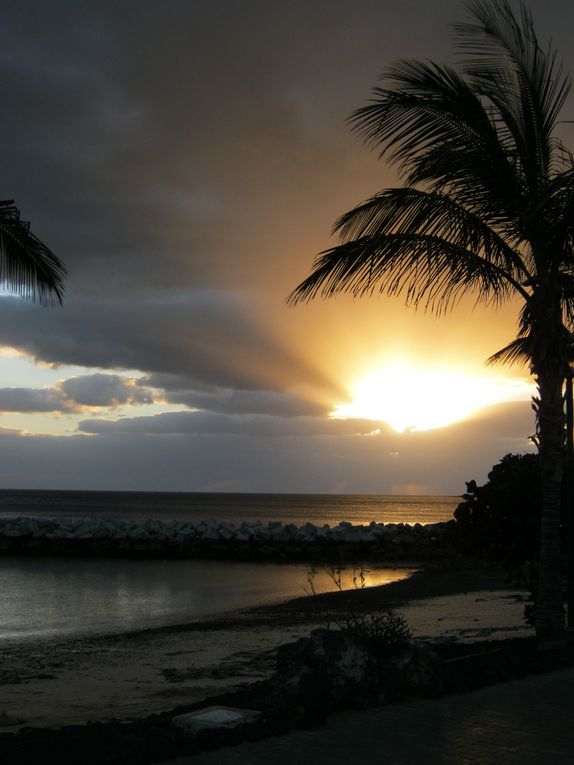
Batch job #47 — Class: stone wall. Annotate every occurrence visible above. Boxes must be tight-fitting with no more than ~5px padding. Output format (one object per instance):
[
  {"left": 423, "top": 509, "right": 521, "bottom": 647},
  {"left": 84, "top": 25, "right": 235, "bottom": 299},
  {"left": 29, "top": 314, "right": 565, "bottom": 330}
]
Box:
[{"left": 0, "top": 516, "right": 453, "bottom": 560}]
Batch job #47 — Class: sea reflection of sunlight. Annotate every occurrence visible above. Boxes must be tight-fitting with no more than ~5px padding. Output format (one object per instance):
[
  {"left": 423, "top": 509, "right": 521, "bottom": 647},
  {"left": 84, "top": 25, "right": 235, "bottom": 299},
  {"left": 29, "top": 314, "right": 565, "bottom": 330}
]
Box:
[{"left": 332, "top": 361, "right": 533, "bottom": 432}]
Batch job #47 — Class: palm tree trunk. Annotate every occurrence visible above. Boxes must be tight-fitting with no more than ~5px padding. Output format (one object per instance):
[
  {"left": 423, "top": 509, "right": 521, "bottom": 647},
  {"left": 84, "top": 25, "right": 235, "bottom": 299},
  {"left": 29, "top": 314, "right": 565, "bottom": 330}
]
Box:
[{"left": 535, "top": 362, "right": 566, "bottom": 647}]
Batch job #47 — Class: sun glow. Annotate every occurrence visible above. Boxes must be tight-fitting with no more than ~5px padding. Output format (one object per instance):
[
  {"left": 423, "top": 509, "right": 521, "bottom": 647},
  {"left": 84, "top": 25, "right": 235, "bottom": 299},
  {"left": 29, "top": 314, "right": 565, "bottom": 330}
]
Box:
[{"left": 331, "top": 361, "right": 533, "bottom": 433}]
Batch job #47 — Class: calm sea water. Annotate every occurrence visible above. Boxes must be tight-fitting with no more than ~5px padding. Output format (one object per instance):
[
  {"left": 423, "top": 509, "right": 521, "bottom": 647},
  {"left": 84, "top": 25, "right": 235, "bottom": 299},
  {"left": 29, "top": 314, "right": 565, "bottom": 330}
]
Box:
[
  {"left": 0, "top": 491, "right": 458, "bottom": 643},
  {"left": 0, "top": 490, "right": 459, "bottom": 526}
]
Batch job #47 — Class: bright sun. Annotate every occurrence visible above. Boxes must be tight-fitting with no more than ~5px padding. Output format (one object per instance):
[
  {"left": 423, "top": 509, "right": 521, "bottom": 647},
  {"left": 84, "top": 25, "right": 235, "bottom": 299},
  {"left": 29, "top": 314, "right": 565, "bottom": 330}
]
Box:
[{"left": 331, "top": 361, "right": 533, "bottom": 433}]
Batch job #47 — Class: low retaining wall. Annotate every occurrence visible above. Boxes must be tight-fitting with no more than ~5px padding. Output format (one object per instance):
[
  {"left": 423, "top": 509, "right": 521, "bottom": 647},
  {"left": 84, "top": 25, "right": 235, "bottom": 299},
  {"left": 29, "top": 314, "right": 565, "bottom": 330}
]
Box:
[{"left": 0, "top": 516, "right": 454, "bottom": 560}]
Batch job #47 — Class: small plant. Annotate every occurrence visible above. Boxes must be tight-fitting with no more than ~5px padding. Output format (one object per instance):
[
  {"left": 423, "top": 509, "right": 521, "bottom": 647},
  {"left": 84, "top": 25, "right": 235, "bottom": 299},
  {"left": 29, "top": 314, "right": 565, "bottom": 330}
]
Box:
[
  {"left": 325, "top": 563, "right": 370, "bottom": 593},
  {"left": 325, "top": 565, "right": 343, "bottom": 592},
  {"left": 342, "top": 609, "right": 412, "bottom": 650},
  {"left": 302, "top": 562, "right": 411, "bottom": 654},
  {"left": 303, "top": 563, "right": 370, "bottom": 596},
  {"left": 304, "top": 565, "right": 319, "bottom": 596},
  {"left": 352, "top": 566, "right": 367, "bottom": 591}
]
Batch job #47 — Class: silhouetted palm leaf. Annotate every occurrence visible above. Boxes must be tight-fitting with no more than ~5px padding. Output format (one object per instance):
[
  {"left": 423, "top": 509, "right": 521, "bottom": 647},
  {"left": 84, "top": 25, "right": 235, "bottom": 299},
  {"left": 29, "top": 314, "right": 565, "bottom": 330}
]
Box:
[{"left": 0, "top": 200, "right": 66, "bottom": 305}]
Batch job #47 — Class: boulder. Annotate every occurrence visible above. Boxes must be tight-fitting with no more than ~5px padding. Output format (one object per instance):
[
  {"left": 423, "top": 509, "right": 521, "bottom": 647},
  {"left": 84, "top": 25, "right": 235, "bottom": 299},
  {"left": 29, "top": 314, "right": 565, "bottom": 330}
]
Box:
[{"left": 274, "top": 628, "right": 442, "bottom": 723}]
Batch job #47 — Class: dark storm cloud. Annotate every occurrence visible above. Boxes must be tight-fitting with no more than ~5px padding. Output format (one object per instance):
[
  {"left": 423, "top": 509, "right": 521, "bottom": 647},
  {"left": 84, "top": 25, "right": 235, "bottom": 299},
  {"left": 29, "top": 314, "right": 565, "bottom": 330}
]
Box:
[
  {"left": 0, "top": 0, "right": 570, "bottom": 315},
  {"left": 0, "top": 294, "right": 329, "bottom": 396},
  {"left": 0, "top": 0, "right": 459, "bottom": 305},
  {"left": 0, "top": 0, "right": 568, "bottom": 390}
]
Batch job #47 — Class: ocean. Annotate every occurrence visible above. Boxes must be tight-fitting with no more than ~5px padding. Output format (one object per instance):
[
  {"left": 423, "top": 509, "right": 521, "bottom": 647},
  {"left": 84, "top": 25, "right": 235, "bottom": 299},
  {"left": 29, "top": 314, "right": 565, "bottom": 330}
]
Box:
[
  {"left": 0, "top": 491, "right": 459, "bottom": 643},
  {"left": 0, "top": 489, "right": 460, "bottom": 526}
]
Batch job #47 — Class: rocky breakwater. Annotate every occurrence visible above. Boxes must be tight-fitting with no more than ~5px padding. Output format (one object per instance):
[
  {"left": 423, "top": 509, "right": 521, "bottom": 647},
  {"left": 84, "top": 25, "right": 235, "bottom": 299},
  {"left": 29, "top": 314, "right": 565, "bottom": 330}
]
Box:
[{"left": 0, "top": 516, "right": 454, "bottom": 561}]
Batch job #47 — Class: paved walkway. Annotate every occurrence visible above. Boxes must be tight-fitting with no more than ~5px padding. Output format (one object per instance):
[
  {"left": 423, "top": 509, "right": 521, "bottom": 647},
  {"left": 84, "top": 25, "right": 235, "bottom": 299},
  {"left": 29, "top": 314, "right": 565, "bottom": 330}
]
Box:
[{"left": 161, "top": 667, "right": 574, "bottom": 764}]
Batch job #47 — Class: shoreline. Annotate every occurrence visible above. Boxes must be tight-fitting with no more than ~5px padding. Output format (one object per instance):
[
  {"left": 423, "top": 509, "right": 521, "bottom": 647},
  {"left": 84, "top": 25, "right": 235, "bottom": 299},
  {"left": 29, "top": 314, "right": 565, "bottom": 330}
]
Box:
[
  {"left": 0, "top": 562, "right": 531, "bottom": 732},
  {"left": 0, "top": 559, "right": 415, "bottom": 647},
  {"left": 0, "top": 560, "right": 418, "bottom": 654}
]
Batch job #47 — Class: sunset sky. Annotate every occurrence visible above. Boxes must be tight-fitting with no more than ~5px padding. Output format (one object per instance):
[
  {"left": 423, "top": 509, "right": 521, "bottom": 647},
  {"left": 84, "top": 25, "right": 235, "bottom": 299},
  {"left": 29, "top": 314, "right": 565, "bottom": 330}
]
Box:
[{"left": 1, "top": 0, "right": 573, "bottom": 494}]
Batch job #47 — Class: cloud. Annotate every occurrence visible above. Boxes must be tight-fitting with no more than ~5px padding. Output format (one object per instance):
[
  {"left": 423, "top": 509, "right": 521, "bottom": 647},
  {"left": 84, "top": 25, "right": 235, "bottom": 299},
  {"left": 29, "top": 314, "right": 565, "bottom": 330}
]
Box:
[
  {"left": 463, "top": 400, "right": 536, "bottom": 439},
  {"left": 77, "top": 399, "right": 534, "bottom": 439},
  {"left": 60, "top": 373, "right": 154, "bottom": 407},
  {"left": 78, "top": 410, "right": 388, "bottom": 437},
  {"left": 0, "top": 0, "right": 446, "bottom": 297},
  {"left": 162, "top": 387, "right": 327, "bottom": 417},
  {"left": 0, "top": 0, "right": 562, "bottom": 493},
  {"left": 0, "top": 0, "right": 548, "bottom": 407},
  {"left": 0, "top": 387, "right": 71, "bottom": 413},
  {"left": 0, "top": 399, "right": 535, "bottom": 494},
  {"left": 0, "top": 294, "right": 332, "bottom": 398},
  {"left": 0, "top": 373, "right": 155, "bottom": 413}
]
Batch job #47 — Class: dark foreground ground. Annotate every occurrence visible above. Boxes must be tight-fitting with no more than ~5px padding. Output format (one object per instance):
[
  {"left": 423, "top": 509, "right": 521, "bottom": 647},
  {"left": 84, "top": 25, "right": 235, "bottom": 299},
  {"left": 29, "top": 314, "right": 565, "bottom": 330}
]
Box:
[
  {"left": 160, "top": 663, "right": 574, "bottom": 765},
  {"left": 1, "top": 563, "right": 554, "bottom": 764}
]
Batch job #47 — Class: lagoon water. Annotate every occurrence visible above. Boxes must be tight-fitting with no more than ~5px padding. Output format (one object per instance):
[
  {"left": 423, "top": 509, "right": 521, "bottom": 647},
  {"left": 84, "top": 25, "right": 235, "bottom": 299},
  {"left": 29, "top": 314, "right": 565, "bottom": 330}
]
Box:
[
  {"left": 0, "top": 491, "right": 457, "bottom": 643},
  {"left": 0, "top": 557, "right": 412, "bottom": 643}
]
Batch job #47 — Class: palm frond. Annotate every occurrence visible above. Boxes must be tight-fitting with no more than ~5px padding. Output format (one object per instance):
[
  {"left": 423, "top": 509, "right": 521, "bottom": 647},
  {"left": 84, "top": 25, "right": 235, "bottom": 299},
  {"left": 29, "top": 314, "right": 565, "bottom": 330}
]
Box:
[
  {"left": 0, "top": 202, "right": 66, "bottom": 305},
  {"left": 496, "top": 293, "right": 574, "bottom": 369},
  {"left": 288, "top": 233, "right": 516, "bottom": 313},
  {"left": 487, "top": 323, "right": 574, "bottom": 368},
  {"left": 486, "top": 336, "right": 534, "bottom": 366},
  {"left": 333, "top": 187, "right": 531, "bottom": 288},
  {"left": 537, "top": 167, "right": 574, "bottom": 266},
  {"left": 350, "top": 59, "right": 523, "bottom": 228},
  {"left": 456, "top": 0, "right": 571, "bottom": 186}
]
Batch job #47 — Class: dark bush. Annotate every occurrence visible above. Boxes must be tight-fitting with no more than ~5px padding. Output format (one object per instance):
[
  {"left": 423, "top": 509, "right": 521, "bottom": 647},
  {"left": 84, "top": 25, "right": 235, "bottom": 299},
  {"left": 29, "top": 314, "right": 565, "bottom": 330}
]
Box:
[
  {"left": 341, "top": 609, "right": 412, "bottom": 657},
  {"left": 453, "top": 453, "right": 541, "bottom": 565}
]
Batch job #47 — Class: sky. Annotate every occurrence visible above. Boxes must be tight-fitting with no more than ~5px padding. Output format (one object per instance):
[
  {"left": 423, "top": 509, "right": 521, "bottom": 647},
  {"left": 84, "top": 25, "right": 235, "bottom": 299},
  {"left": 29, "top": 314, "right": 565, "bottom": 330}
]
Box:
[{"left": 1, "top": 0, "right": 573, "bottom": 495}]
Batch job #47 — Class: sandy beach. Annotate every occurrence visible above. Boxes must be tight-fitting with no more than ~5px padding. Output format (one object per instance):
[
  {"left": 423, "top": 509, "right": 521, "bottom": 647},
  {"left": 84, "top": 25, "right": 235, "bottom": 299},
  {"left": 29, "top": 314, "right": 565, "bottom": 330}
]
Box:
[{"left": 0, "top": 565, "right": 532, "bottom": 732}]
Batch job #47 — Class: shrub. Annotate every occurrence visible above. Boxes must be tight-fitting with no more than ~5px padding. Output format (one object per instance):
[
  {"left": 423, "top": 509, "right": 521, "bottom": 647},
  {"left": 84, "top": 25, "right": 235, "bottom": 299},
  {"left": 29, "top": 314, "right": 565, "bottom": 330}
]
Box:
[
  {"left": 303, "top": 563, "right": 411, "bottom": 655},
  {"left": 453, "top": 453, "right": 541, "bottom": 566},
  {"left": 341, "top": 609, "right": 412, "bottom": 655}
]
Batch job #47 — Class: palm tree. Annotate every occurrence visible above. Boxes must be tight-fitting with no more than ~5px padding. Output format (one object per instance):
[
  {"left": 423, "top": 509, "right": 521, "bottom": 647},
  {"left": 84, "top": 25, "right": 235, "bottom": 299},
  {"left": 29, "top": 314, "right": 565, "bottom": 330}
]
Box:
[
  {"left": 289, "top": 0, "right": 574, "bottom": 647},
  {"left": 0, "top": 199, "right": 65, "bottom": 304}
]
